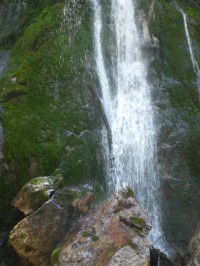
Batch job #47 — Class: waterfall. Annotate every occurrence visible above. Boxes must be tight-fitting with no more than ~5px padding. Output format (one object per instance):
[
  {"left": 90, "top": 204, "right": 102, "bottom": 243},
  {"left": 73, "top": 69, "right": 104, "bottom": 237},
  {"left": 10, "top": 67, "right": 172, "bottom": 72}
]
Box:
[
  {"left": 91, "top": 0, "right": 164, "bottom": 252},
  {"left": 0, "top": 51, "right": 10, "bottom": 79},
  {"left": 181, "top": 9, "right": 200, "bottom": 97}
]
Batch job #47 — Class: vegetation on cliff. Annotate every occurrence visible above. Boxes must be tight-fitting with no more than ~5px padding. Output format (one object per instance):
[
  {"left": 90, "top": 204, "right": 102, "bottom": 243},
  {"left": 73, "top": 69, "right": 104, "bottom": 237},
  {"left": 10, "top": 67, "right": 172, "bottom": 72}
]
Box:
[{"left": 0, "top": 0, "right": 102, "bottom": 227}]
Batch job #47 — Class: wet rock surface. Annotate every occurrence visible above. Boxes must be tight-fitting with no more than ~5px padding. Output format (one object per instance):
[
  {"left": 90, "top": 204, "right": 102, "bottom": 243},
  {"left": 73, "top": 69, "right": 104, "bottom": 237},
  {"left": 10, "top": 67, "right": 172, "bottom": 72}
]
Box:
[
  {"left": 55, "top": 188, "right": 151, "bottom": 266},
  {"left": 188, "top": 224, "right": 200, "bottom": 265}
]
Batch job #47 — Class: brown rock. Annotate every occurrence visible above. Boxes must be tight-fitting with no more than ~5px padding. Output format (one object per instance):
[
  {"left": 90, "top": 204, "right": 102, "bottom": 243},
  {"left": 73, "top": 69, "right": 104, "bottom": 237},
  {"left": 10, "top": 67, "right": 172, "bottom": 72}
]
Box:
[
  {"left": 55, "top": 188, "right": 151, "bottom": 266},
  {"left": 9, "top": 199, "right": 71, "bottom": 266},
  {"left": 71, "top": 191, "right": 94, "bottom": 212}
]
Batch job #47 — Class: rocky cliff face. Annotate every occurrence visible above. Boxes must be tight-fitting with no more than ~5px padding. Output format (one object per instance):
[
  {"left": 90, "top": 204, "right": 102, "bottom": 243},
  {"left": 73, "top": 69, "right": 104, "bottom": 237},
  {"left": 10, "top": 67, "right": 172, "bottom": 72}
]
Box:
[{"left": 138, "top": 0, "right": 200, "bottom": 254}]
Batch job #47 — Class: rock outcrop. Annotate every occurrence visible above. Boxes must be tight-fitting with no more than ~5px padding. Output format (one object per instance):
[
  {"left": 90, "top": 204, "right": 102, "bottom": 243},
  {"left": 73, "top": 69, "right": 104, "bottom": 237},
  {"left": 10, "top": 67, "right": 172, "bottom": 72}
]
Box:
[
  {"left": 9, "top": 183, "right": 152, "bottom": 266},
  {"left": 55, "top": 188, "right": 151, "bottom": 266},
  {"left": 9, "top": 176, "right": 94, "bottom": 266},
  {"left": 188, "top": 224, "right": 200, "bottom": 265}
]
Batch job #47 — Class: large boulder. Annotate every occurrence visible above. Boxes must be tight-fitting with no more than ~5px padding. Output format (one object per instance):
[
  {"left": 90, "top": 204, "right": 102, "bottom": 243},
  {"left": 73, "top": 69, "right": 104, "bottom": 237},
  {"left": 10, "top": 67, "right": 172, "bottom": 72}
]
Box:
[
  {"left": 188, "top": 225, "right": 200, "bottom": 265},
  {"left": 9, "top": 183, "right": 94, "bottom": 266},
  {"left": 12, "top": 175, "right": 63, "bottom": 215},
  {"left": 55, "top": 188, "right": 151, "bottom": 266}
]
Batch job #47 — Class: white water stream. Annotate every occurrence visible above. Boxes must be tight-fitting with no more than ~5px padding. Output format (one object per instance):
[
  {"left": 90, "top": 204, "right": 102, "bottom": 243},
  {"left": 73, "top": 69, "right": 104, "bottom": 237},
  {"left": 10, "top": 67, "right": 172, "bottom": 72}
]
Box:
[
  {"left": 91, "top": 0, "right": 164, "bottom": 251},
  {"left": 181, "top": 9, "right": 200, "bottom": 97}
]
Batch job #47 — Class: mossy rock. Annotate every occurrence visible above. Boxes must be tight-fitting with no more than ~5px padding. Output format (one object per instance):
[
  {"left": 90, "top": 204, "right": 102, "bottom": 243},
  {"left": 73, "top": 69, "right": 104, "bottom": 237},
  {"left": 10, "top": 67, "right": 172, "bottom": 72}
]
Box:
[
  {"left": 12, "top": 175, "right": 63, "bottom": 215},
  {"left": 129, "top": 217, "right": 146, "bottom": 230}
]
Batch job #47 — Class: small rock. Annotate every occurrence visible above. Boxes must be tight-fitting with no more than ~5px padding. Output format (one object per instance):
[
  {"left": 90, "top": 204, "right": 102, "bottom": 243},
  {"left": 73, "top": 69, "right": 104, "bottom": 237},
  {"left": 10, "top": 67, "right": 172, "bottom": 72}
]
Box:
[{"left": 71, "top": 192, "right": 94, "bottom": 212}]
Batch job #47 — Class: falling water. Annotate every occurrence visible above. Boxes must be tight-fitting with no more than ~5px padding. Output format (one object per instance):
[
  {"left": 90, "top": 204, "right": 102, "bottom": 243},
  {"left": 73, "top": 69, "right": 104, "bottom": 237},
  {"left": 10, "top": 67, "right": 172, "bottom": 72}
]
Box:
[
  {"left": 91, "top": 0, "right": 164, "bottom": 251},
  {"left": 181, "top": 9, "right": 200, "bottom": 97}
]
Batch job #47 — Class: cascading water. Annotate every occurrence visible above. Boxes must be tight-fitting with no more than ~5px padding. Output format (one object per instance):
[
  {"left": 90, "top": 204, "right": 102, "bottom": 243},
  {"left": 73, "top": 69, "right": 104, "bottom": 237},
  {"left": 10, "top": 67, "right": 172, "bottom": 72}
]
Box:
[
  {"left": 91, "top": 0, "right": 165, "bottom": 252},
  {"left": 180, "top": 8, "right": 200, "bottom": 97},
  {"left": 0, "top": 50, "right": 10, "bottom": 79}
]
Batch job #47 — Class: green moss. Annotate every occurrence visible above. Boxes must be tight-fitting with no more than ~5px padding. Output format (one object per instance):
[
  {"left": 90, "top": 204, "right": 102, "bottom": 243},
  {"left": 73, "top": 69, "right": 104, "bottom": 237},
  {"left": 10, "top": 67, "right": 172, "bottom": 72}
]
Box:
[
  {"left": 82, "top": 229, "right": 99, "bottom": 242},
  {"left": 130, "top": 217, "right": 146, "bottom": 229},
  {"left": 92, "top": 235, "right": 99, "bottom": 242},
  {"left": 0, "top": 1, "right": 100, "bottom": 227},
  {"left": 0, "top": 3, "right": 93, "bottom": 178},
  {"left": 30, "top": 175, "right": 63, "bottom": 188},
  {"left": 16, "top": 4, "right": 63, "bottom": 52},
  {"left": 82, "top": 230, "right": 91, "bottom": 238},
  {"left": 51, "top": 247, "right": 62, "bottom": 264},
  {"left": 0, "top": 0, "right": 59, "bottom": 48},
  {"left": 186, "top": 7, "right": 200, "bottom": 22},
  {"left": 30, "top": 177, "right": 48, "bottom": 186},
  {"left": 122, "top": 188, "right": 134, "bottom": 198},
  {"left": 52, "top": 174, "right": 63, "bottom": 188}
]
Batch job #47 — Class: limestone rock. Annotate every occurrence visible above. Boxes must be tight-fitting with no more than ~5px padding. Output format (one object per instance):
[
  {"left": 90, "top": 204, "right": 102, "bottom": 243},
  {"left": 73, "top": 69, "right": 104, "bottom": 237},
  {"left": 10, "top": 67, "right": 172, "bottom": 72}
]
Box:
[
  {"left": 12, "top": 175, "right": 63, "bottom": 215},
  {"left": 55, "top": 188, "right": 151, "bottom": 266},
  {"left": 188, "top": 225, "right": 200, "bottom": 266}
]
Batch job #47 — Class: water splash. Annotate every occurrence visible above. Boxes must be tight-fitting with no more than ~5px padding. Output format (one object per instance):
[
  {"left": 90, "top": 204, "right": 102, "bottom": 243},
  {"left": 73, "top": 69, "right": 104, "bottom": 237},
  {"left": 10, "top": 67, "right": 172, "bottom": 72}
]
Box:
[{"left": 91, "top": 0, "right": 164, "bottom": 251}]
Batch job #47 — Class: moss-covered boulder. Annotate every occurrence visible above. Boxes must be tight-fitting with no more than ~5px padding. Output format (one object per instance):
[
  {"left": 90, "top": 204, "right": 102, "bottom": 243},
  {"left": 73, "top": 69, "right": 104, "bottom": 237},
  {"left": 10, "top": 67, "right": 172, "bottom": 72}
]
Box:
[{"left": 12, "top": 175, "right": 63, "bottom": 215}]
